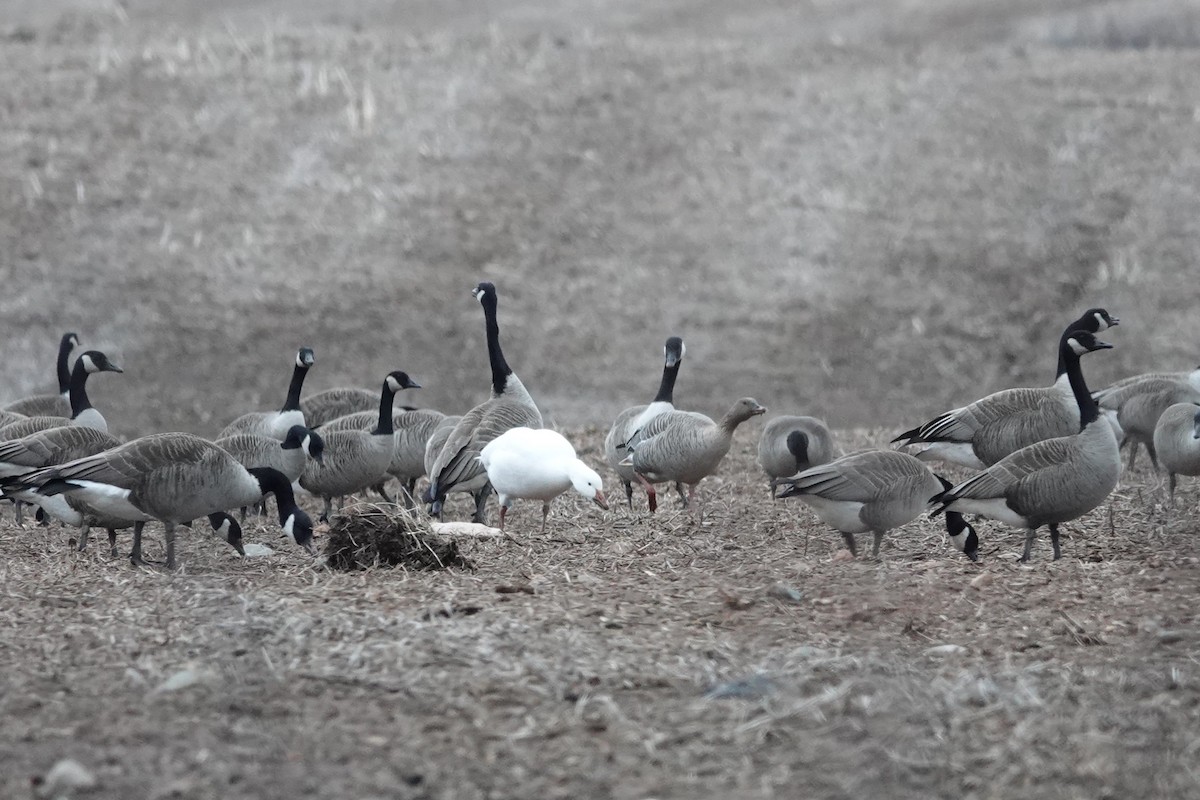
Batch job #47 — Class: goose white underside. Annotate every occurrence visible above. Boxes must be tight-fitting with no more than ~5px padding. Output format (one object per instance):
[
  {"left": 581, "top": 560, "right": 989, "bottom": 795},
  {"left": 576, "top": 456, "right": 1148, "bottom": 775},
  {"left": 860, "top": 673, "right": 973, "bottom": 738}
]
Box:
[
  {"left": 51, "top": 480, "right": 152, "bottom": 522},
  {"left": 912, "top": 442, "right": 986, "bottom": 470},
  {"left": 799, "top": 496, "right": 869, "bottom": 534},
  {"left": 8, "top": 490, "right": 84, "bottom": 526},
  {"left": 943, "top": 497, "right": 1027, "bottom": 529}
]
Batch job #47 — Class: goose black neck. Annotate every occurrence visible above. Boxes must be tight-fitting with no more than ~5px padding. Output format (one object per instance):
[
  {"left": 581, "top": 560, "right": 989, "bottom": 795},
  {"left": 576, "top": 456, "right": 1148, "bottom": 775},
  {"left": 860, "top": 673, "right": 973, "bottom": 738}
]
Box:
[
  {"left": 652, "top": 360, "right": 681, "bottom": 404},
  {"left": 481, "top": 291, "right": 513, "bottom": 396},
  {"left": 786, "top": 431, "right": 809, "bottom": 472},
  {"left": 281, "top": 362, "right": 310, "bottom": 413},
  {"left": 248, "top": 467, "right": 300, "bottom": 517},
  {"left": 1060, "top": 336, "right": 1100, "bottom": 428},
  {"left": 56, "top": 334, "right": 76, "bottom": 394},
  {"left": 373, "top": 382, "right": 396, "bottom": 436},
  {"left": 68, "top": 360, "right": 94, "bottom": 417}
]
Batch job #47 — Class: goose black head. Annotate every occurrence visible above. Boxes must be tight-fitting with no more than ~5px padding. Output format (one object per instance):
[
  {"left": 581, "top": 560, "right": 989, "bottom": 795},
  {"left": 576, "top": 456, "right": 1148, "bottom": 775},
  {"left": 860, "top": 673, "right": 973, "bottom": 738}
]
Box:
[
  {"left": 282, "top": 425, "right": 325, "bottom": 464},
  {"left": 664, "top": 337, "right": 685, "bottom": 368},
  {"left": 786, "top": 430, "right": 810, "bottom": 465},
  {"left": 473, "top": 282, "right": 496, "bottom": 304},
  {"left": 385, "top": 371, "right": 422, "bottom": 393},
  {"left": 296, "top": 347, "right": 316, "bottom": 368},
  {"left": 1074, "top": 308, "right": 1119, "bottom": 332},
  {"left": 1192, "top": 407, "right": 1200, "bottom": 440},
  {"left": 62, "top": 332, "right": 81, "bottom": 349},
  {"left": 207, "top": 512, "right": 245, "bottom": 557},
  {"left": 77, "top": 350, "right": 123, "bottom": 374},
  {"left": 946, "top": 512, "right": 979, "bottom": 562},
  {"left": 283, "top": 508, "right": 317, "bottom": 557},
  {"left": 1065, "top": 330, "right": 1112, "bottom": 357}
]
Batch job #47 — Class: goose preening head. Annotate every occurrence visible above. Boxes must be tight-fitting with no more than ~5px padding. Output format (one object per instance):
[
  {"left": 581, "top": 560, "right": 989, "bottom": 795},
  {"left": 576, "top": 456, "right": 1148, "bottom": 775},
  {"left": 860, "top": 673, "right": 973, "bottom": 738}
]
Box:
[
  {"left": 2, "top": 331, "right": 82, "bottom": 418},
  {"left": 427, "top": 282, "right": 542, "bottom": 523},
  {"left": 1152, "top": 402, "right": 1200, "bottom": 505},
  {"left": 775, "top": 451, "right": 973, "bottom": 560},
  {"left": 929, "top": 328, "right": 1119, "bottom": 562},
  {"left": 756, "top": 415, "right": 836, "bottom": 499},
  {"left": 892, "top": 308, "right": 1120, "bottom": 469},
  {"left": 217, "top": 346, "right": 316, "bottom": 440},
  {"left": 299, "top": 370, "right": 420, "bottom": 521},
  {"left": 604, "top": 335, "right": 687, "bottom": 509},
  {"left": 7, "top": 432, "right": 316, "bottom": 569},
  {"left": 480, "top": 427, "right": 608, "bottom": 532},
  {"left": 621, "top": 396, "right": 766, "bottom": 517}
]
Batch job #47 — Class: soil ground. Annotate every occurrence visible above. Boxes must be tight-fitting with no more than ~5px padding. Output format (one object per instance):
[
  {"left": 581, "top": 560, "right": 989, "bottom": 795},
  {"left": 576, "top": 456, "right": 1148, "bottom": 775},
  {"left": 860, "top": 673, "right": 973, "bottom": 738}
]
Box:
[{"left": 4, "top": 1, "right": 1200, "bottom": 798}]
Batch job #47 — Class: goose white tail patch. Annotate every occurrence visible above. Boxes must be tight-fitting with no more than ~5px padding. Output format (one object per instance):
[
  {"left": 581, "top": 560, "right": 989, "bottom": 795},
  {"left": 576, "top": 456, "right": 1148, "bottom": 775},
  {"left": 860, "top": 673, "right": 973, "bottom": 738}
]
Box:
[
  {"left": 942, "top": 497, "right": 1027, "bottom": 529},
  {"left": 913, "top": 443, "right": 986, "bottom": 470},
  {"left": 57, "top": 480, "right": 145, "bottom": 520}
]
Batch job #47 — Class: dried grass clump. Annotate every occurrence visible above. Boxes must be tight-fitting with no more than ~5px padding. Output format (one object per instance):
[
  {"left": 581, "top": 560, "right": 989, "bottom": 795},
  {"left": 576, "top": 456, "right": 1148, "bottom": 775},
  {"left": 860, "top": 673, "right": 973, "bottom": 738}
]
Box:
[{"left": 324, "top": 503, "right": 471, "bottom": 572}]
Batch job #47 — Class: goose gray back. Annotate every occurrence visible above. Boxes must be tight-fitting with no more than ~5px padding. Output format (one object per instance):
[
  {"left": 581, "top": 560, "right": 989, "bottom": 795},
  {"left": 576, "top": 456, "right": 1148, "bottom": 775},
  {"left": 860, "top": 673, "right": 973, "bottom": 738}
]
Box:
[
  {"left": 776, "top": 451, "right": 974, "bottom": 560},
  {"left": 930, "top": 329, "right": 1120, "bottom": 562},
  {"left": 301, "top": 387, "right": 378, "bottom": 428},
  {"left": 892, "top": 308, "right": 1119, "bottom": 468}
]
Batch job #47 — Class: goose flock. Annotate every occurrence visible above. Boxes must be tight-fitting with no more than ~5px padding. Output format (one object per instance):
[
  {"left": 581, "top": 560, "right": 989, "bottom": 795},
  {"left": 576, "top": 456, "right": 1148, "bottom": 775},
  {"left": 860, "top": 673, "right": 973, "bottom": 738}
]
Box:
[{"left": 0, "top": 293, "right": 1196, "bottom": 570}]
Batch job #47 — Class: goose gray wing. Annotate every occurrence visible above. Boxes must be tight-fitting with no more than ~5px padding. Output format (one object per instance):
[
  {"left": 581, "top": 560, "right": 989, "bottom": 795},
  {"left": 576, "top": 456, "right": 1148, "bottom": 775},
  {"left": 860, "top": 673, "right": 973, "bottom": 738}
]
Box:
[
  {"left": 429, "top": 399, "right": 541, "bottom": 494},
  {"left": 788, "top": 451, "right": 928, "bottom": 502},
  {"left": 907, "top": 387, "right": 1054, "bottom": 443},
  {"left": 943, "top": 437, "right": 1077, "bottom": 502},
  {"left": 0, "top": 427, "right": 119, "bottom": 470}
]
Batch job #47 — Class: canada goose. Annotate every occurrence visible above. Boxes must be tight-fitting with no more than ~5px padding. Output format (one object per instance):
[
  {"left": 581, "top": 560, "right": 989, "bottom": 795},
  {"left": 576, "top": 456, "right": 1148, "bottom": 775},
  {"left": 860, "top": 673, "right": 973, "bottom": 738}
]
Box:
[
  {"left": 480, "top": 427, "right": 609, "bottom": 532},
  {"left": 1112, "top": 379, "right": 1200, "bottom": 471},
  {"left": 8, "top": 432, "right": 315, "bottom": 569},
  {"left": 218, "top": 347, "right": 315, "bottom": 440},
  {"left": 929, "top": 329, "right": 1120, "bottom": 562},
  {"left": 1092, "top": 376, "right": 1200, "bottom": 470},
  {"left": 621, "top": 397, "right": 766, "bottom": 515},
  {"left": 320, "top": 407, "right": 446, "bottom": 505},
  {"left": 216, "top": 425, "right": 325, "bottom": 518},
  {"left": 776, "top": 454, "right": 978, "bottom": 559},
  {"left": 604, "top": 336, "right": 686, "bottom": 508},
  {"left": 427, "top": 282, "right": 543, "bottom": 523},
  {"left": 0, "top": 425, "right": 122, "bottom": 525},
  {"left": 299, "top": 370, "right": 421, "bottom": 521},
  {"left": 1152, "top": 402, "right": 1200, "bottom": 504},
  {"left": 300, "top": 387, "right": 379, "bottom": 428},
  {"left": 892, "top": 308, "right": 1119, "bottom": 468},
  {"left": 3, "top": 332, "right": 80, "bottom": 417},
  {"left": 1091, "top": 368, "right": 1200, "bottom": 443},
  {"left": 0, "top": 351, "right": 124, "bottom": 441},
  {"left": 757, "top": 415, "right": 836, "bottom": 498}
]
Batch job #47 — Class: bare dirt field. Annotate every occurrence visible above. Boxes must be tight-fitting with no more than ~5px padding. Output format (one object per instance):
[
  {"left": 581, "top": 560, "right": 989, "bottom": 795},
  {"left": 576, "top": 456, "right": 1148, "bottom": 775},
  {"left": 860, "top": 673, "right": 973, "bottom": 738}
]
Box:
[{"left": 4, "top": 0, "right": 1200, "bottom": 798}]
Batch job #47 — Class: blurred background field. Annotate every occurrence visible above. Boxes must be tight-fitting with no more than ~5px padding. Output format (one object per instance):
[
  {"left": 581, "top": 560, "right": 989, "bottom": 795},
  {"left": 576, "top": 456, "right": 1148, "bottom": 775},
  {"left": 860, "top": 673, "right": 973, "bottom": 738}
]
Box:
[{"left": 4, "top": 0, "right": 1200, "bottom": 437}]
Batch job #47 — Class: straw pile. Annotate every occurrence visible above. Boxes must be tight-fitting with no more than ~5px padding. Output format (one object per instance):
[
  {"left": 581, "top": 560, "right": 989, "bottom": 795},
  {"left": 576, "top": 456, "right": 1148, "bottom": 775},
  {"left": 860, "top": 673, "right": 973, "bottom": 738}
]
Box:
[{"left": 324, "top": 502, "right": 472, "bottom": 571}]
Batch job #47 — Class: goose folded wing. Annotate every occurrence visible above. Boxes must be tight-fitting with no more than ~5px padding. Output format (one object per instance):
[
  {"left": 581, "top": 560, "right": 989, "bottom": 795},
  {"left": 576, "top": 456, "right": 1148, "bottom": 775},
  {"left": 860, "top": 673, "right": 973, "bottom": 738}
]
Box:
[{"left": 946, "top": 437, "right": 1077, "bottom": 501}]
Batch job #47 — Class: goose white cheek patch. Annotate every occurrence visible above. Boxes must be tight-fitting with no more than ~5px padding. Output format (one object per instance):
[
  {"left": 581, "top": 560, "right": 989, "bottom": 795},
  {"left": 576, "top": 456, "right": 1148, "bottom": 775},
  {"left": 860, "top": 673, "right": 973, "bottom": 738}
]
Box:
[{"left": 282, "top": 514, "right": 297, "bottom": 543}]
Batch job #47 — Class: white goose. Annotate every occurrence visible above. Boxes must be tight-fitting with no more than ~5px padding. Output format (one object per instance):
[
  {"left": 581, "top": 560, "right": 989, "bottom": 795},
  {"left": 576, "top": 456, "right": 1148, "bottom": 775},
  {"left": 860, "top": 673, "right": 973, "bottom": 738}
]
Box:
[{"left": 479, "top": 427, "right": 608, "bottom": 532}]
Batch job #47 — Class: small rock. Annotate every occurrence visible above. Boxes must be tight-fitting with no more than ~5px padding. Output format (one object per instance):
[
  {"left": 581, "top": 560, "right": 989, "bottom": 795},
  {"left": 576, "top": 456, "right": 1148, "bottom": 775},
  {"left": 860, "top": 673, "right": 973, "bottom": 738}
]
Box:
[
  {"left": 925, "top": 644, "right": 967, "bottom": 656},
  {"left": 241, "top": 543, "right": 275, "bottom": 558},
  {"left": 970, "top": 572, "right": 994, "bottom": 590},
  {"left": 831, "top": 549, "right": 855, "bottom": 563},
  {"left": 153, "top": 668, "right": 208, "bottom": 694},
  {"left": 767, "top": 583, "right": 804, "bottom": 603},
  {"left": 37, "top": 759, "right": 96, "bottom": 796}
]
